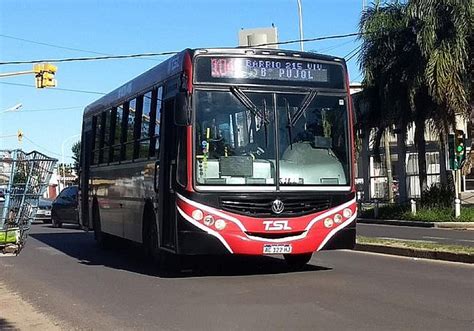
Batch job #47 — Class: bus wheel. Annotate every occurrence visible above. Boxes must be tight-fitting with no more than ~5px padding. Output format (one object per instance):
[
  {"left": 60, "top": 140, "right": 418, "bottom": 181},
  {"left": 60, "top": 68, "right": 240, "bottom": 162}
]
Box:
[
  {"left": 92, "top": 203, "right": 110, "bottom": 248},
  {"left": 143, "top": 214, "right": 180, "bottom": 273},
  {"left": 143, "top": 216, "right": 160, "bottom": 263},
  {"left": 283, "top": 253, "right": 312, "bottom": 270},
  {"left": 52, "top": 216, "right": 62, "bottom": 228}
]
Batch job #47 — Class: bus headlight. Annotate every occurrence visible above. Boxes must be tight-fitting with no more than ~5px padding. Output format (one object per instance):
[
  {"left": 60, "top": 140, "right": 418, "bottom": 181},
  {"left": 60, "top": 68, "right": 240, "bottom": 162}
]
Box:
[
  {"left": 343, "top": 208, "right": 352, "bottom": 218},
  {"left": 203, "top": 215, "right": 214, "bottom": 226},
  {"left": 324, "top": 218, "right": 333, "bottom": 228},
  {"left": 214, "top": 219, "right": 226, "bottom": 230},
  {"left": 192, "top": 209, "right": 204, "bottom": 221},
  {"left": 334, "top": 214, "right": 343, "bottom": 224}
]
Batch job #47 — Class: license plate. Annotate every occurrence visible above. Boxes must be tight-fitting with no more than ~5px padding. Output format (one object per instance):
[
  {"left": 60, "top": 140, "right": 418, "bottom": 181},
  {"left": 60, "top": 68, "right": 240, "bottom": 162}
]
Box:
[{"left": 263, "top": 244, "right": 292, "bottom": 254}]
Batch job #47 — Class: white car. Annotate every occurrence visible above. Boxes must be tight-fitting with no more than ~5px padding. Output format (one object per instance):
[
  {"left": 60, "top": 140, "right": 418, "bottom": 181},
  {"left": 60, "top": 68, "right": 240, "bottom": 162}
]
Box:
[{"left": 35, "top": 198, "right": 53, "bottom": 223}]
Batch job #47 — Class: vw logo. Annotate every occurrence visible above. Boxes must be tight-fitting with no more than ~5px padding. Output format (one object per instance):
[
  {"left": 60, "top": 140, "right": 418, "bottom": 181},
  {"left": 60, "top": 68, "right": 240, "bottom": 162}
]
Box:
[{"left": 271, "top": 199, "right": 285, "bottom": 214}]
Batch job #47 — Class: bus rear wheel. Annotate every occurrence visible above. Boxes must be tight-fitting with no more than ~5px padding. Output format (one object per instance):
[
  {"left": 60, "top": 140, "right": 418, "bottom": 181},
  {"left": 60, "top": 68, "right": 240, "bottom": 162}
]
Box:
[{"left": 283, "top": 253, "right": 312, "bottom": 269}]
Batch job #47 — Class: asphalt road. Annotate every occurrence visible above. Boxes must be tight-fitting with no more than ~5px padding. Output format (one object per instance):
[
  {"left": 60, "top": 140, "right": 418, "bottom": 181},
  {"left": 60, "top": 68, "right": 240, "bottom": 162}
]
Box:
[
  {"left": 358, "top": 223, "right": 474, "bottom": 247},
  {"left": 0, "top": 224, "right": 473, "bottom": 330}
]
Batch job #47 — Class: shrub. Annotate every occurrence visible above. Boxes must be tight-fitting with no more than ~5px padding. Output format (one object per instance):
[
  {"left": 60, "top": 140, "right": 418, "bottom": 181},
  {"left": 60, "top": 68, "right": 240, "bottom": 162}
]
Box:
[{"left": 420, "top": 183, "right": 454, "bottom": 209}]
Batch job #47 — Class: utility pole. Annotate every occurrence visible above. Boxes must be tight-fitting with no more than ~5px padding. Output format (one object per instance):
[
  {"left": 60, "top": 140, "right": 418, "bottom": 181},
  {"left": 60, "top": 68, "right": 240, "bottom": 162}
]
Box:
[{"left": 296, "top": 0, "right": 304, "bottom": 51}]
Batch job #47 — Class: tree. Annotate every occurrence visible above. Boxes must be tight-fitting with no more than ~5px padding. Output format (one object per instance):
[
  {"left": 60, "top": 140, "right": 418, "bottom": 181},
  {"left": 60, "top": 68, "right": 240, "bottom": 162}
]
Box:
[
  {"left": 358, "top": 1, "right": 421, "bottom": 200},
  {"left": 358, "top": 0, "right": 472, "bottom": 199},
  {"left": 71, "top": 141, "right": 81, "bottom": 184}
]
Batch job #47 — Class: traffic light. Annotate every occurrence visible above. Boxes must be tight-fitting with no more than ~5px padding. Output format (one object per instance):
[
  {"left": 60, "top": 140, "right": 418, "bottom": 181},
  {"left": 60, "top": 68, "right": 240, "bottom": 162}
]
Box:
[
  {"left": 33, "top": 63, "right": 57, "bottom": 88},
  {"left": 17, "top": 129, "right": 23, "bottom": 142},
  {"left": 455, "top": 129, "right": 466, "bottom": 168}
]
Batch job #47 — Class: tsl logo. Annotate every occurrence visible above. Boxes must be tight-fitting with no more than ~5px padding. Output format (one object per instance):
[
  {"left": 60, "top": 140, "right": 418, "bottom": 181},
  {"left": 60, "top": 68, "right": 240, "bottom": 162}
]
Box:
[{"left": 263, "top": 220, "right": 292, "bottom": 231}]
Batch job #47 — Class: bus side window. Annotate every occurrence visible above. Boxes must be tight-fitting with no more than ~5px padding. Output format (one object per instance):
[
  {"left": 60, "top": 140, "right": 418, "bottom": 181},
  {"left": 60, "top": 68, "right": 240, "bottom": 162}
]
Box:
[
  {"left": 98, "top": 111, "right": 107, "bottom": 164},
  {"left": 124, "top": 99, "right": 137, "bottom": 161},
  {"left": 138, "top": 91, "right": 153, "bottom": 159},
  {"left": 102, "top": 109, "right": 112, "bottom": 164},
  {"left": 112, "top": 105, "right": 124, "bottom": 162},
  {"left": 91, "top": 116, "right": 99, "bottom": 165},
  {"left": 153, "top": 87, "right": 163, "bottom": 158}
]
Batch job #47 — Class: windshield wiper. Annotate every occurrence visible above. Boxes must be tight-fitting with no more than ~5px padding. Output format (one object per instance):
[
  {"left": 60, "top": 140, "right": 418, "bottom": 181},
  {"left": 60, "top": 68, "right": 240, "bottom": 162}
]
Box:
[
  {"left": 289, "top": 89, "right": 318, "bottom": 127},
  {"left": 230, "top": 86, "right": 269, "bottom": 124}
]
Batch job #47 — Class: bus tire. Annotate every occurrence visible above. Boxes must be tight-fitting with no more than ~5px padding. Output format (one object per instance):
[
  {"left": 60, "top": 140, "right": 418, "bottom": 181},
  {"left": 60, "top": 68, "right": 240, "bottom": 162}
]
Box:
[
  {"left": 92, "top": 202, "right": 110, "bottom": 248},
  {"left": 143, "top": 207, "right": 180, "bottom": 273},
  {"left": 143, "top": 207, "right": 161, "bottom": 263},
  {"left": 283, "top": 253, "right": 312, "bottom": 269},
  {"left": 52, "top": 216, "right": 62, "bottom": 228}
]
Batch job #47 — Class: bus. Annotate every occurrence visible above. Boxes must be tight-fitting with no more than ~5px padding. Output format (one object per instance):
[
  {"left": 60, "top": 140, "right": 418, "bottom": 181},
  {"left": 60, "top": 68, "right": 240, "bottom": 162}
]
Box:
[{"left": 79, "top": 48, "right": 357, "bottom": 269}]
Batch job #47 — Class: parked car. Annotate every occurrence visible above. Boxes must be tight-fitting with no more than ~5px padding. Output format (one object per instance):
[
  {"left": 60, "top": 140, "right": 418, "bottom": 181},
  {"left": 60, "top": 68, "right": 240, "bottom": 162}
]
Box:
[
  {"left": 35, "top": 198, "right": 53, "bottom": 223},
  {"left": 51, "top": 186, "right": 79, "bottom": 228}
]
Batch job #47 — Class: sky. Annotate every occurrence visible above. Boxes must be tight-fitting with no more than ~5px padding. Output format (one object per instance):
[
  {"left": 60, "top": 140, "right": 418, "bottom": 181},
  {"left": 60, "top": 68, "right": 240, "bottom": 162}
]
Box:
[{"left": 0, "top": 0, "right": 364, "bottom": 163}]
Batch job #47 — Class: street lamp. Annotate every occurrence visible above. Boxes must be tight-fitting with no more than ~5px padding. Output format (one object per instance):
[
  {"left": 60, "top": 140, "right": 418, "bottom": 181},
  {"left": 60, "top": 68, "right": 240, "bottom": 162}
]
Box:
[
  {"left": 1, "top": 103, "right": 22, "bottom": 114},
  {"left": 0, "top": 104, "right": 22, "bottom": 149},
  {"left": 61, "top": 133, "right": 81, "bottom": 190},
  {"left": 296, "top": 0, "right": 304, "bottom": 51}
]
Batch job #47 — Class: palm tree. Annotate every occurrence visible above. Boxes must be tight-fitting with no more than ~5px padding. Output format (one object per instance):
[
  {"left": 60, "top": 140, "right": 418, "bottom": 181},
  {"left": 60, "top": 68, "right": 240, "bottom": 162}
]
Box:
[
  {"left": 358, "top": 1, "right": 421, "bottom": 200},
  {"left": 358, "top": 0, "right": 472, "bottom": 199}
]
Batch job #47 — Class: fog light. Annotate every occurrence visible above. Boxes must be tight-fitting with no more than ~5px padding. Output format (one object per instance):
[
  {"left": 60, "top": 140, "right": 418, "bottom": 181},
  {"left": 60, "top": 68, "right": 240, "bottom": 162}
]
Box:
[
  {"left": 324, "top": 218, "right": 333, "bottom": 228},
  {"left": 334, "top": 214, "right": 343, "bottom": 224},
  {"left": 192, "top": 209, "right": 204, "bottom": 221},
  {"left": 214, "top": 219, "right": 226, "bottom": 230},
  {"left": 203, "top": 215, "right": 214, "bottom": 226},
  {"left": 343, "top": 208, "right": 352, "bottom": 218}
]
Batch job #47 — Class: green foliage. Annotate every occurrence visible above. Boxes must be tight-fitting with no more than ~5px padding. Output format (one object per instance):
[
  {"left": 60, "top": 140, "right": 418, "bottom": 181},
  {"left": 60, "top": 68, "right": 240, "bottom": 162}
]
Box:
[
  {"left": 360, "top": 203, "right": 474, "bottom": 222},
  {"left": 420, "top": 183, "right": 454, "bottom": 209},
  {"left": 358, "top": 0, "right": 472, "bottom": 196},
  {"left": 71, "top": 140, "right": 81, "bottom": 176}
]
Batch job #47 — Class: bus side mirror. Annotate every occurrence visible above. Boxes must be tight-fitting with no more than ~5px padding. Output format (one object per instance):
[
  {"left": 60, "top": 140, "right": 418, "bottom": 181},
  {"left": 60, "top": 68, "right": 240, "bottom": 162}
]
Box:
[{"left": 175, "top": 92, "right": 191, "bottom": 126}]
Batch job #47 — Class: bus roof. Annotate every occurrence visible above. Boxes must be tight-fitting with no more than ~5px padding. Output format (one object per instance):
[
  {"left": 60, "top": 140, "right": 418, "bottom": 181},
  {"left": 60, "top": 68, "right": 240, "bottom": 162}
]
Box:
[{"left": 83, "top": 48, "right": 346, "bottom": 117}]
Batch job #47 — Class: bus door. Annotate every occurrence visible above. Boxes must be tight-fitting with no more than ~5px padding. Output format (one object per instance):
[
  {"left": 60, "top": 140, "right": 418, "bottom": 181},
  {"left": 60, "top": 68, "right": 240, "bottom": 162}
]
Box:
[{"left": 158, "top": 97, "right": 178, "bottom": 251}]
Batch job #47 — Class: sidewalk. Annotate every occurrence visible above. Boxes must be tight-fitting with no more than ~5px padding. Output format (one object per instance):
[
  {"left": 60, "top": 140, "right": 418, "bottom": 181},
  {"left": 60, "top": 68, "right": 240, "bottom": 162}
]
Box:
[{"left": 0, "top": 282, "right": 62, "bottom": 330}]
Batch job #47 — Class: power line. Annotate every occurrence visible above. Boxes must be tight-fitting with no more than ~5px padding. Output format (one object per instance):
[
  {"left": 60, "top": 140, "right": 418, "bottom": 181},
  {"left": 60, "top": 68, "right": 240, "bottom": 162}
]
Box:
[
  {"left": 314, "top": 39, "right": 356, "bottom": 53},
  {"left": 0, "top": 81, "right": 105, "bottom": 95},
  {"left": 0, "top": 51, "right": 179, "bottom": 66},
  {"left": 20, "top": 106, "right": 83, "bottom": 113},
  {"left": 345, "top": 47, "right": 362, "bottom": 62},
  {"left": 23, "top": 136, "right": 72, "bottom": 158},
  {"left": 0, "top": 32, "right": 362, "bottom": 66},
  {"left": 0, "top": 33, "right": 111, "bottom": 56},
  {"left": 0, "top": 34, "right": 160, "bottom": 62}
]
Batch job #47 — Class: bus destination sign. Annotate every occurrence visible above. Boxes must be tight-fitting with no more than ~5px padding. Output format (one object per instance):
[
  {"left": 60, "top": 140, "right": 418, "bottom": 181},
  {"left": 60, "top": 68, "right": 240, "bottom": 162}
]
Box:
[{"left": 210, "top": 58, "right": 329, "bottom": 83}]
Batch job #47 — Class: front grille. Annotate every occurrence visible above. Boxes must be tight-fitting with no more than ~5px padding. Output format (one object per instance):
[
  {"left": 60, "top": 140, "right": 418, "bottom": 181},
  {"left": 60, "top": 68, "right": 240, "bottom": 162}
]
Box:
[
  {"left": 220, "top": 196, "right": 331, "bottom": 217},
  {"left": 245, "top": 231, "right": 306, "bottom": 239}
]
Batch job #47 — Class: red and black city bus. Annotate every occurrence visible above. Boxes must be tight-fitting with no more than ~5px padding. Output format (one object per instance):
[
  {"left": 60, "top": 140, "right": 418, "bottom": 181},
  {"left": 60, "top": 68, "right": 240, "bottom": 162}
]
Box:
[{"left": 79, "top": 48, "right": 357, "bottom": 268}]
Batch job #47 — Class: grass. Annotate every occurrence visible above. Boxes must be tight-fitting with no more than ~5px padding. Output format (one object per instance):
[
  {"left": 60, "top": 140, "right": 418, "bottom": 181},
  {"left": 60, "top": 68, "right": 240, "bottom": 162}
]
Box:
[
  {"left": 357, "top": 236, "right": 474, "bottom": 255},
  {"left": 359, "top": 205, "right": 474, "bottom": 222}
]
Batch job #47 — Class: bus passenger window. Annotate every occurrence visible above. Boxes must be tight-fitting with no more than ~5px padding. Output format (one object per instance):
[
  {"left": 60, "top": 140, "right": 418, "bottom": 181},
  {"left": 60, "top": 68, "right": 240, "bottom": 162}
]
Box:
[
  {"left": 153, "top": 87, "right": 163, "bottom": 158},
  {"left": 102, "top": 109, "right": 112, "bottom": 163},
  {"left": 112, "top": 105, "right": 124, "bottom": 162},
  {"left": 138, "top": 91, "right": 153, "bottom": 159},
  {"left": 124, "top": 100, "right": 135, "bottom": 161},
  {"left": 91, "top": 116, "right": 100, "bottom": 165},
  {"left": 98, "top": 112, "right": 107, "bottom": 164}
]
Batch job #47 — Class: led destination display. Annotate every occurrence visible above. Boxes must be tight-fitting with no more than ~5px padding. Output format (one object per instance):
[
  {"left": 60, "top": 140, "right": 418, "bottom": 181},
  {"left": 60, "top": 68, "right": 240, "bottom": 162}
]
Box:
[{"left": 210, "top": 58, "right": 329, "bottom": 82}]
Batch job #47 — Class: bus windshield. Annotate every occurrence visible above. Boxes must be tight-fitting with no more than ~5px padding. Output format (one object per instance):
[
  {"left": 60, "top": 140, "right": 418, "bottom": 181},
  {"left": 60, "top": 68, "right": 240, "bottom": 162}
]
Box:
[{"left": 194, "top": 89, "right": 349, "bottom": 187}]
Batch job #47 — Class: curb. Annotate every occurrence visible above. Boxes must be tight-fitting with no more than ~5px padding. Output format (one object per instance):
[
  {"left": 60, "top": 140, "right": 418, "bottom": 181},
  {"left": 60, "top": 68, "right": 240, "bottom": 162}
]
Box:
[
  {"left": 357, "top": 218, "right": 474, "bottom": 229},
  {"left": 355, "top": 243, "right": 474, "bottom": 264}
]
